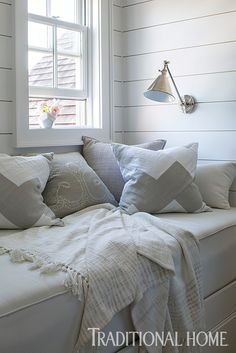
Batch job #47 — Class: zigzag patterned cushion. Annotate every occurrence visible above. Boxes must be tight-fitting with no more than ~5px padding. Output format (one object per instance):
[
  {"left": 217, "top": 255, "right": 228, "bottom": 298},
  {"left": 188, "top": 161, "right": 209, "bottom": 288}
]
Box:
[
  {"left": 0, "top": 154, "right": 63, "bottom": 229},
  {"left": 82, "top": 136, "right": 166, "bottom": 201},
  {"left": 112, "top": 143, "right": 210, "bottom": 214}
]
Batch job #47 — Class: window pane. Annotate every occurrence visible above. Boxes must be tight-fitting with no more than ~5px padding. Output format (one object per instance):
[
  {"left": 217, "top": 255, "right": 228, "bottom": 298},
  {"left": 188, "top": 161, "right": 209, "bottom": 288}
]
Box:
[
  {"left": 28, "top": 51, "right": 53, "bottom": 87},
  {"left": 28, "top": 0, "right": 46, "bottom": 16},
  {"left": 29, "top": 98, "right": 86, "bottom": 128},
  {"left": 57, "top": 56, "right": 82, "bottom": 89},
  {"left": 55, "top": 99, "right": 86, "bottom": 126},
  {"left": 57, "top": 28, "right": 82, "bottom": 89},
  {"left": 28, "top": 22, "right": 53, "bottom": 50},
  {"left": 51, "top": 0, "right": 81, "bottom": 24},
  {"left": 57, "top": 28, "right": 81, "bottom": 55}
]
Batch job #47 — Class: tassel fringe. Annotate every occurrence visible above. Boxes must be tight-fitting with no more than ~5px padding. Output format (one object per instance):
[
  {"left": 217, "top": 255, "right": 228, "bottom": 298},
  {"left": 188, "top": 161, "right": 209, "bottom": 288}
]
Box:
[{"left": 0, "top": 246, "right": 86, "bottom": 300}]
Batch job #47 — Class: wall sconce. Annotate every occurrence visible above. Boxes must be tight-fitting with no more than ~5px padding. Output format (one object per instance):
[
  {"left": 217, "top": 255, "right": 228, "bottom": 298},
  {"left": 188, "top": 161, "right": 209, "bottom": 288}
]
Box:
[{"left": 143, "top": 60, "right": 196, "bottom": 113}]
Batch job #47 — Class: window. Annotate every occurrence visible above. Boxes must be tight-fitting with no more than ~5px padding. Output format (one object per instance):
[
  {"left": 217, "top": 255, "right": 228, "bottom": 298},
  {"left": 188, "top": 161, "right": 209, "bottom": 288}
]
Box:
[
  {"left": 15, "top": 0, "right": 111, "bottom": 147},
  {"left": 28, "top": 0, "right": 87, "bottom": 129}
]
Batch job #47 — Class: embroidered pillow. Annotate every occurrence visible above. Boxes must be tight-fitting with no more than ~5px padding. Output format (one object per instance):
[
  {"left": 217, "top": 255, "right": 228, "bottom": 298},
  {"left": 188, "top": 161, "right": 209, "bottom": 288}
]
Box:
[
  {"left": 112, "top": 143, "right": 210, "bottom": 215},
  {"left": 0, "top": 154, "right": 62, "bottom": 229},
  {"left": 82, "top": 136, "right": 166, "bottom": 201},
  {"left": 43, "top": 152, "right": 117, "bottom": 218}
]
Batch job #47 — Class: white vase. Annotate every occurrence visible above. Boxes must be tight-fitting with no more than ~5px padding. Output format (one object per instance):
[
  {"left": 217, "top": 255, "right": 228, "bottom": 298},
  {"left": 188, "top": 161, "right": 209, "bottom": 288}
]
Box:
[{"left": 39, "top": 112, "right": 56, "bottom": 129}]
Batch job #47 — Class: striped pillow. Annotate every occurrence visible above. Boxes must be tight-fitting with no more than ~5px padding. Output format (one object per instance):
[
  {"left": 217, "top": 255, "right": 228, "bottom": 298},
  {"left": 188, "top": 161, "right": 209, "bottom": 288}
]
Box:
[
  {"left": 0, "top": 154, "right": 63, "bottom": 229},
  {"left": 112, "top": 143, "right": 210, "bottom": 214}
]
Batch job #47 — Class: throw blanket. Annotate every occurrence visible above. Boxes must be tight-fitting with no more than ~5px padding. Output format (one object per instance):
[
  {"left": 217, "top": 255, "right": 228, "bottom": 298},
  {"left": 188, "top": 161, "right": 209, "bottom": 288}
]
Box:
[{"left": 0, "top": 204, "right": 204, "bottom": 353}]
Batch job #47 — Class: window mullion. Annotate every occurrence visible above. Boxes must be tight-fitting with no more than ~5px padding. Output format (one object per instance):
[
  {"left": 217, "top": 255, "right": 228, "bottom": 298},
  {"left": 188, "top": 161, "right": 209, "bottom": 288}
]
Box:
[
  {"left": 29, "top": 86, "right": 87, "bottom": 99},
  {"left": 28, "top": 13, "right": 86, "bottom": 31},
  {"left": 75, "top": 0, "right": 78, "bottom": 24},
  {"left": 82, "top": 0, "right": 86, "bottom": 26},
  {"left": 46, "top": 0, "right": 51, "bottom": 17},
  {"left": 53, "top": 26, "right": 58, "bottom": 88},
  {"left": 28, "top": 46, "right": 52, "bottom": 54}
]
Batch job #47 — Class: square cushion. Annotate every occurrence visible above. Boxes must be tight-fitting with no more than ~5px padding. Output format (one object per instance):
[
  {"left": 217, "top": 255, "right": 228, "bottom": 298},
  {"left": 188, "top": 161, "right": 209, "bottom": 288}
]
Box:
[
  {"left": 43, "top": 152, "right": 117, "bottom": 218},
  {"left": 82, "top": 136, "right": 166, "bottom": 201},
  {"left": 112, "top": 143, "right": 210, "bottom": 215},
  {"left": 0, "top": 154, "right": 62, "bottom": 229},
  {"left": 195, "top": 163, "right": 236, "bottom": 209}
]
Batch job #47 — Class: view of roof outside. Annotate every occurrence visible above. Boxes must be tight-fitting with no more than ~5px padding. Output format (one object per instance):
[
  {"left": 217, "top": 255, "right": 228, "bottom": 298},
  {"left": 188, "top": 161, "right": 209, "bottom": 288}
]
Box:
[{"left": 29, "top": 54, "right": 82, "bottom": 127}]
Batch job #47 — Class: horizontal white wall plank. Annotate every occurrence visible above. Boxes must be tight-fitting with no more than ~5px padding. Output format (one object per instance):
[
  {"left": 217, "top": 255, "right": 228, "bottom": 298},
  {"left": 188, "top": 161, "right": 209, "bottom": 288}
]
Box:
[
  {"left": 0, "top": 37, "right": 12, "bottom": 68},
  {"left": 0, "top": 136, "right": 83, "bottom": 155},
  {"left": 114, "top": 55, "right": 123, "bottom": 81},
  {"left": 112, "top": 132, "right": 123, "bottom": 143},
  {"left": 0, "top": 101, "right": 13, "bottom": 133},
  {"left": 113, "top": 30, "right": 123, "bottom": 56},
  {"left": 124, "top": 12, "right": 236, "bottom": 56},
  {"left": 0, "top": 3, "right": 12, "bottom": 36},
  {"left": 113, "top": 0, "right": 123, "bottom": 6},
  {"left": 123, "top": 0, "right": 152, "bottom": 6},
  {"left": 0, "top": 69, "right": 13, "bottom": 101},
  {"left": 114, "top": 81, "right": 124, "bottom": 106},
  {"left": 123, "top": 131, "right": 236, "bottom": 160},
  {"left": 120, "top": 72, "right": 236, "bottom": 106},
  {"left": 0, "top": 134, "right": 13, "bottom": 154},
  {"left": 113, "top": 107, "right": 124, "bottom": 131},
  {"left": 113, "top": 4, "right": 123, "bottom": 31},
  {"left": 124, "top": 0, "right": 236, "bottom": 31},
  {"left": 123, "top": 102, "right": 236, "bottom": 132},
  {"left": 124, "top": 41, "right": 236, "bottom": 81}
]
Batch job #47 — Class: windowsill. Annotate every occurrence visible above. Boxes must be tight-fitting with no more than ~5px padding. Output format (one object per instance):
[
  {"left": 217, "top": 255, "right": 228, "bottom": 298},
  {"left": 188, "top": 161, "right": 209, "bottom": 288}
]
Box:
[
  {"left": 15, "top": 126, "right": 111, "bottom": 148},
  {"left": 29, "top": 125, "right": 94, "bottom": 130}
]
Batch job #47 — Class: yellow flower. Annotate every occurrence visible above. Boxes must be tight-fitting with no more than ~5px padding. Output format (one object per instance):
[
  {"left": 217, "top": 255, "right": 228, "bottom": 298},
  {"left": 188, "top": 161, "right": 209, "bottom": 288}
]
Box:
[{"left": 42, "top": 105, "right": 49, "bottom": 113}]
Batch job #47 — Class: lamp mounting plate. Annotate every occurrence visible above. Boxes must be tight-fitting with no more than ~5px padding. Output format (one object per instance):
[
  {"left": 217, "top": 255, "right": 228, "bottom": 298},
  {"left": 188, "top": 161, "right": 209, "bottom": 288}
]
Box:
[{"left": 181, "top": 95, "right": 196, "bottom": 114}]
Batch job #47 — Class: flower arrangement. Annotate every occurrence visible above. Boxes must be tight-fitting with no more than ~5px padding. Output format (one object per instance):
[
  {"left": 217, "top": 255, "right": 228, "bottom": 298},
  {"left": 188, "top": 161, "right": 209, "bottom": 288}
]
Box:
[
  {"left": 38, "top": 99, "right": 60, "bottom": 128},
  {"left": 38, "top": 99, "right": 60, "bottom": 117}
]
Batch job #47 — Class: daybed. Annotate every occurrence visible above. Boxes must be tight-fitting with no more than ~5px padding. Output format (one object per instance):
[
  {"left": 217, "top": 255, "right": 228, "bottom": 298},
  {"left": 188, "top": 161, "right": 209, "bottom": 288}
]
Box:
[
  {"left": 0, "top": 207, "right": 236, "bottom": 353},
  {"left": 0, "top": 140, "right": 236, "bottom": 353}
]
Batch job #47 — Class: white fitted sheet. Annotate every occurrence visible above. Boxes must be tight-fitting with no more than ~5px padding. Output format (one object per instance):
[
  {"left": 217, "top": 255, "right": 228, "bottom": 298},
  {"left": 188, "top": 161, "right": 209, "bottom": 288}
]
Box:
[{"left": 1, "top": 208, "right": 236, "bottom": 353}]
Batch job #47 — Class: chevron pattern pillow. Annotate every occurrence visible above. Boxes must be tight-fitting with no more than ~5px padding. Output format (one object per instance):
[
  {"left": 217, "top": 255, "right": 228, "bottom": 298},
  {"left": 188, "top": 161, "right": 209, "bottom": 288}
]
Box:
[
  {"left": 82, "top": 136, "right": 166, "bottom": 201},
  {"left": 112, "top": 143, "right": 210, "bottom": 215},
  {"left": 0, "top": 154, "right": 63, "bottom": 229}
]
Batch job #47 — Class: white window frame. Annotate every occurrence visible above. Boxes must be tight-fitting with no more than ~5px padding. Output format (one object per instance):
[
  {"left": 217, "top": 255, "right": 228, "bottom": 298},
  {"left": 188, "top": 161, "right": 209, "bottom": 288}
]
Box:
[
  {"left": 28, "top": 13, "right": 88, "bottom": 100},
  {"left": 14, "top": 0, "right": 112, "bottom": 147}
]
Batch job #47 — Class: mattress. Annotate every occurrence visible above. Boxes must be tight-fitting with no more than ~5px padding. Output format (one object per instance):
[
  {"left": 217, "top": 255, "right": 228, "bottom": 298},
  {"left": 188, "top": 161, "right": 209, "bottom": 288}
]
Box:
[
  {"left": 156, "top": 207, "right": 236, "bottom": 297},
  {"left": 1, "top": 208, "right": 236, "bottom": 353}
]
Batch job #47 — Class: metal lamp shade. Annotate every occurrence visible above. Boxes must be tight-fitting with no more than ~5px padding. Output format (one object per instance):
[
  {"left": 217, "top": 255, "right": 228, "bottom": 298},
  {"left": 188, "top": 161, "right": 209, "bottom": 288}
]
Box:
[{"left": 143, "top": 71, "right": 175, "bottom": 103}]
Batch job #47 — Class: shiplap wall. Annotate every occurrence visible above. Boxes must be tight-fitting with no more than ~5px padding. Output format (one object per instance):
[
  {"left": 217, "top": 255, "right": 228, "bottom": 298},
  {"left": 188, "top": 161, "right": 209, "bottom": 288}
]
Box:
[
  {"left": 112, "top": 0, "right": 236, "bottom": 161},
  {"left": 1, "top": 1, "right": 236, "bottom": 156},
  {"left": 112, "top": 0, "right": 124, "bottom": 143},
  {"left": 0, "top": 0, "right": 14, "bottom": 154}
]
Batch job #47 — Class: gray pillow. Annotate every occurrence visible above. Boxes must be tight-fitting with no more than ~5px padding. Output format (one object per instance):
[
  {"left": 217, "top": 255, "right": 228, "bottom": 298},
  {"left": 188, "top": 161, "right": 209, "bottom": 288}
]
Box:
[
  {"left": 0, "top": 154, "right": 62, "bottom": 229},
  {"left": 195, "top": 163, "right": 236, "bottom": 209},
  {"left": 82, "top": 136, "right": 166, "bottom": 201},
  {"left": 112, "top": 143, "right": 210, "bottom": 215},
  {"left": 43, "top": 152, "right": 117, "bottom": 218}
]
